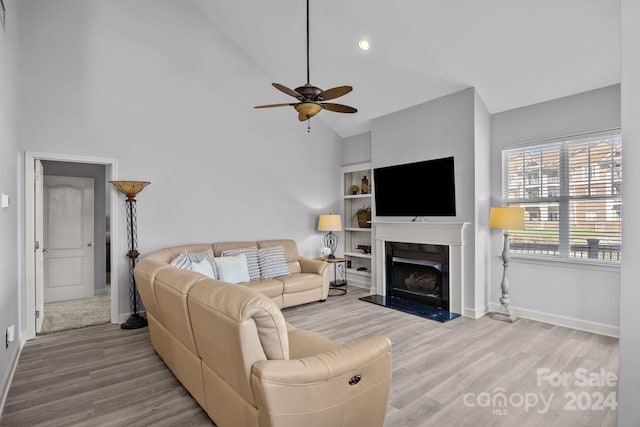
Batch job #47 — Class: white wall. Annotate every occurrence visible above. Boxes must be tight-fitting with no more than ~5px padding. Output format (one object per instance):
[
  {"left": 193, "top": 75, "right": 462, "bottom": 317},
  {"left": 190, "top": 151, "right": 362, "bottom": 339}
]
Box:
[
  {"left": 343, "top": 131, "right": 371, "bottom": 166},
  {"left": 17, "top": 0, "right": 344, "bottom": 318},
  {"left": 490, "top": 84, "right": 621, "bottom": 328},
  {"left": 618, "top": 0, "right": 640, "bottom": 424},
  {"left": 370, "top": 88, "right": 479, "bottom": 311},
  {"left": 473, "top": 90, "right": 491, "bottom": 312},
  {"left": 0, "top": 0, "right": 21, "bottom": 405}
]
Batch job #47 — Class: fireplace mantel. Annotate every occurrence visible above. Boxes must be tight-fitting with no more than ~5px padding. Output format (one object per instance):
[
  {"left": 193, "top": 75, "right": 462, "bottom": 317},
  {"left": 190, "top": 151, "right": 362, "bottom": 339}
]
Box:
[{"left": 372, "top": 221, "right": 470, "bottom": 315}]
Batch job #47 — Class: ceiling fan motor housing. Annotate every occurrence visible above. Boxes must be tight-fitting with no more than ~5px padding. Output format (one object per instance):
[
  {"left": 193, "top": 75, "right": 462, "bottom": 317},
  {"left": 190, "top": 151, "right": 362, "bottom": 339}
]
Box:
[{"left": 295, "top": 84, "right": 323, "bottom": 101}]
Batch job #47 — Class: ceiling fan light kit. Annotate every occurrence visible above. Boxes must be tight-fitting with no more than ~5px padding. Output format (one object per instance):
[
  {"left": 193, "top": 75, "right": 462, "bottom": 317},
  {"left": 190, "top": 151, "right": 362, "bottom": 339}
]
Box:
[{"left": 254, "top": 0, "right": 357, "bottom": 131}]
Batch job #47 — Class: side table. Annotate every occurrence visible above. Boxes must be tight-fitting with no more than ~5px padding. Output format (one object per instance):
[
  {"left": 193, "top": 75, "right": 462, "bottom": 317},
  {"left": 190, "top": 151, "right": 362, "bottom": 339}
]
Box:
[{"left": 315, "top": 257, "right": 347, "bottom": 296}]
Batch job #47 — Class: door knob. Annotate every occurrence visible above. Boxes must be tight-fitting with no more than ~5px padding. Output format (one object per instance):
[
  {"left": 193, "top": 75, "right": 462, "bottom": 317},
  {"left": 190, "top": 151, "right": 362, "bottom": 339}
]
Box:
[
  {"left": 43, "top": 248, "right": 49, "bottom": 253},
  {"left": 87, "top": 242, "right": 93, "bottom": 247}
]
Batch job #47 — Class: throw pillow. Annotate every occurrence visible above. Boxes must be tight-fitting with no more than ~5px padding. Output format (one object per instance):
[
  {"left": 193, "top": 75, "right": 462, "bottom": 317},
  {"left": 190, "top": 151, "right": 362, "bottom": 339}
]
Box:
[
  {"left": 186, "top": 249, "right": 218, "bottom": 280},
  {"left": 190, "top": 258, "right": 216, "bottom": 279},
  {"left": 170, "top": 252, "right": 192, "bottom": 270},
  {"left": 221, "top": 247, "right": 260, "bottom": 281},
  {"left": 214, "top": 255, "right": 251, "bottom": 284},
  {"left": 257, "top": 246, "right": 290, "bottom": 279}
]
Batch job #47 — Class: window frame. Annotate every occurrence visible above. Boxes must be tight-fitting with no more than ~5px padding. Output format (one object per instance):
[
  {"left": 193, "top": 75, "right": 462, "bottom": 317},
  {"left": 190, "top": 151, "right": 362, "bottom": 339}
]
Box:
[{"left": 501, "top": 129, "right": 622, "bottom": 265}]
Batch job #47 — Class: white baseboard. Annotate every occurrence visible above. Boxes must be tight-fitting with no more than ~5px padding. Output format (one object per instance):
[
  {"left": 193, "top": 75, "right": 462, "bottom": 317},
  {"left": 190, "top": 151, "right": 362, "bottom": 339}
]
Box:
[
  {"left": 463, "top": 305, "right": 489, "bottom": 319},
  {"left": 0, "top": 337, "right": 25, "bottom": 417},
  {"left": 487, "top": 303, "right": 619, "bottom": 338}
]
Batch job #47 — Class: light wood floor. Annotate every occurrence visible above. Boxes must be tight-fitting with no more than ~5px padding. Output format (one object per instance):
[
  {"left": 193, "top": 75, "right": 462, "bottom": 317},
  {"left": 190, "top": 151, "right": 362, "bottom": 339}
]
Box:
[{"left": 0, "top": 287, "right": 618, "bottom": 427}]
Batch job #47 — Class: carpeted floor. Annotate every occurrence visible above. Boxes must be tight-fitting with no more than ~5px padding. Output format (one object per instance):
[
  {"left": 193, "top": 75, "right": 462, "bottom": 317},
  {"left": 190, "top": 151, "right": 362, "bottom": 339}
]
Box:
[{"left": 39, "top": 285, "right": 111, "bottom": 334}]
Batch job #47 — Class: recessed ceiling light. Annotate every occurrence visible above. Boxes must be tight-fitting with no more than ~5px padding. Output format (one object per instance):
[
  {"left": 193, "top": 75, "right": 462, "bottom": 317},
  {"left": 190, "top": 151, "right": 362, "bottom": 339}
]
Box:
[{"left": 358, "top": 39, "right": 371, "bottom": 51}]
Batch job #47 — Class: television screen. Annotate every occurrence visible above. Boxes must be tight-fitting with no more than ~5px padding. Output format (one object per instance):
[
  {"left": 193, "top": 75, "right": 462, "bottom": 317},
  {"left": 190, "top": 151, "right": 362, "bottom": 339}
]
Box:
[{"left": 373, "top": 156, "right": 456, "bottom": 216}]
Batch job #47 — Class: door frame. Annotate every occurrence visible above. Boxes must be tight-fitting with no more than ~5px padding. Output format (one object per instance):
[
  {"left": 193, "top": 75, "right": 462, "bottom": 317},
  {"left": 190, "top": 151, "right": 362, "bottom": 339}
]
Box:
[{"left": 24, "top": 151, "right": 119, "bottom": 340}]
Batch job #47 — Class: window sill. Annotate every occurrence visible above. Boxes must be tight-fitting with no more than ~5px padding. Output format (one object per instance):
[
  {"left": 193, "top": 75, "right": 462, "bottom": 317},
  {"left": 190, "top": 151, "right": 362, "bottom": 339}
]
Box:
[{"left": 508, "top": 254, "right": 621, "bottom": 272}]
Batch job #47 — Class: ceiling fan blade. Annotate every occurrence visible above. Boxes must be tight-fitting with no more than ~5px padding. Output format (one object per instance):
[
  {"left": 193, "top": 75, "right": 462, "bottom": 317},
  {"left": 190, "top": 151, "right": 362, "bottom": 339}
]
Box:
[
  {"left": 272, "top": 83, "right": 303, "bottom": 99},
  {"left": 322, "top": 103, "right": 358, "bottom": 113},
  {"left": 318, "top": 85, "right": 352, "bottom": 101},
  {"left": 254, "top": 103, "right": 294, "bottom": 109}
]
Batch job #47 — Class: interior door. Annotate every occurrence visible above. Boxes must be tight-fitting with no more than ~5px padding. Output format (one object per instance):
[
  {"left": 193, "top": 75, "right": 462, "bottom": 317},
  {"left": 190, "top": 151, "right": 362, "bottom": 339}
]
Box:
[
  {"left": 43, "top": 176, "right": 95, "bottom": 303},
  {"left": 34, "top": 160, "right": 44, "bottom": 333}
]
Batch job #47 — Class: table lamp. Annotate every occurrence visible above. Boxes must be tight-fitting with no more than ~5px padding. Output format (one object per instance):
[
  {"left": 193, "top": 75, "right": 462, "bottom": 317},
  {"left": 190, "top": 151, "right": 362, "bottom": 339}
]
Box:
[{"left": 318, "top": 214, "right": 342, "bottom": 259}]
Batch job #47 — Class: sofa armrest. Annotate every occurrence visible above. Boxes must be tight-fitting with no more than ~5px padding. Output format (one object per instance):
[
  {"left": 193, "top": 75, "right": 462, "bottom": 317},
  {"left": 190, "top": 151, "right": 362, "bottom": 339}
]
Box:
[
  {"left": 251, "top": 335, "right": 392, "bottom": 427},
  {"left": 298, "top": 256, "right": 328, "bottom": 275}
]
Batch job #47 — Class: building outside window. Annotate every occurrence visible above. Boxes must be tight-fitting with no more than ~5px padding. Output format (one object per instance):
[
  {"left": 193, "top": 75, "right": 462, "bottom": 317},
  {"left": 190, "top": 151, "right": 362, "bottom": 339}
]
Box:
[{"left": 502, "top": 130, "right": 621, "bottom": 262}]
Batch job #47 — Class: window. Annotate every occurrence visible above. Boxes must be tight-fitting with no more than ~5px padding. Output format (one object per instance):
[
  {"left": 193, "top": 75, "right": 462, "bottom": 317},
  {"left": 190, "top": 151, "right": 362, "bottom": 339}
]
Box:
[{"left": 502, "top": 131, "right": 621, "bottom": 262}]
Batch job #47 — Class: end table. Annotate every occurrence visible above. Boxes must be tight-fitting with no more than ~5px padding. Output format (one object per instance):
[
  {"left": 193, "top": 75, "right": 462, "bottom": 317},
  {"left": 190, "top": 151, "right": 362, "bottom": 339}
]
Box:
[{"left": 315, "top": 257, "right": 347, "bottom": 296}]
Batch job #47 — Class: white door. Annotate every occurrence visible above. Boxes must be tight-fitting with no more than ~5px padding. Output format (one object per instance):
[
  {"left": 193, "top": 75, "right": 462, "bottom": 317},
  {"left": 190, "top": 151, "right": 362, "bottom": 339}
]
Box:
[
  {"left": 34, "top": 160, "right": 44, "bottom": 333},
  {"left": 43, "top": 176, "right": 95, "bottom": 303}
]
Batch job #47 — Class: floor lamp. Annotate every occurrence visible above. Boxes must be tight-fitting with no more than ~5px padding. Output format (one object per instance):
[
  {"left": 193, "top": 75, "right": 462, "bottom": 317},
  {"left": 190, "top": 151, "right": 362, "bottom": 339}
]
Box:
[
  {"left": 111, "top": 180, "right": 151, "bottom": 330},
  {"left": 318, "top": 214, "right": 342, "bottom": 259},
  {"left": 489, "top": 206, "right": 525, "bottom": 323}
]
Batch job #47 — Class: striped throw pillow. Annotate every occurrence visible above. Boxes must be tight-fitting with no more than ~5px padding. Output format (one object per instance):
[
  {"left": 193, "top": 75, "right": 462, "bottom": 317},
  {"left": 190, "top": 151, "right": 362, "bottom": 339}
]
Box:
[
  {"left": 257, "top": 246, "right": 290, "bottom": 279},
  {"left": 186, "top": 249, "right": 218, "bottom": 279},
  {"left": 221, "top": 247, "right": 261, "bottom": 281},
  {"left": 170, "top": 252, "right": 192, "bottom": 270}
]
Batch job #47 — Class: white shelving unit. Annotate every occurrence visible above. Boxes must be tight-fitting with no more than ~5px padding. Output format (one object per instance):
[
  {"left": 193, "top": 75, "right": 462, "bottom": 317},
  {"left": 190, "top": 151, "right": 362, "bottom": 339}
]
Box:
[{"left": 341, "top": 162, "right": 373, "bottom": 289}]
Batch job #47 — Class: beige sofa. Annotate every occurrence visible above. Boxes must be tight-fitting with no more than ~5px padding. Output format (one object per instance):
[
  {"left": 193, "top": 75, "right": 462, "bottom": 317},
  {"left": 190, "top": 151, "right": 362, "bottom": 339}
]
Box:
[{"left": 134, "top": 239, "right": 393, "bottom": 427}]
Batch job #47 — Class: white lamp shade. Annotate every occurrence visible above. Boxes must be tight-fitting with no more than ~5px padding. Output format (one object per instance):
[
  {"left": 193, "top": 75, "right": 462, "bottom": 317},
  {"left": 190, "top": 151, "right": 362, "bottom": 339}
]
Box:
[
  {"left": 489, "top": 207, "right": 525, "bottom": 230},
  {"left": 318, "top": 214, "right": 343, "bottom": 231}
]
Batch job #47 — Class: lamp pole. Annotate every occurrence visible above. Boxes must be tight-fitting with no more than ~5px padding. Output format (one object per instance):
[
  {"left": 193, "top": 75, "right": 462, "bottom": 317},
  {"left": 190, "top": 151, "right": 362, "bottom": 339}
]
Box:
[{"left": 110, "top": 181, "right": 150, "bottom": 330}]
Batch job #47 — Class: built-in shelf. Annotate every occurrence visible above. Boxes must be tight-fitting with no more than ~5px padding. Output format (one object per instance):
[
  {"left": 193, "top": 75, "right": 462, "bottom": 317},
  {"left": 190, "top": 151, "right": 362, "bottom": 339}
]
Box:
[
  {"left": 344, "top": 227, "right": 372, "bottom": 232},
  {"left": 342, "top": 162, "right": 373, "bottom": 290},
  {"left": 346, "top": 267, "right": 371, "bottom": 277},
  {"left": 345, "top": 251, "right": 372, "bottom": 259}
]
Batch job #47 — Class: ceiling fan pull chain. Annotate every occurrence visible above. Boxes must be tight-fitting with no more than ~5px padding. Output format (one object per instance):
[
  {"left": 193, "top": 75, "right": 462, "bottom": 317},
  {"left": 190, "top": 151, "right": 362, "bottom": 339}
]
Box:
[{"left": 307, "top": 117, "right": 311, "bottom": 133}]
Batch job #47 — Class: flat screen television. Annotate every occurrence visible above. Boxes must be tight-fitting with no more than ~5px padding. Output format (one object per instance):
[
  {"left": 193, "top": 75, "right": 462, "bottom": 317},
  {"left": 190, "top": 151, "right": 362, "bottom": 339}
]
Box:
[{"left": 373, "top": 156, "right": 456, "bottom": 216}]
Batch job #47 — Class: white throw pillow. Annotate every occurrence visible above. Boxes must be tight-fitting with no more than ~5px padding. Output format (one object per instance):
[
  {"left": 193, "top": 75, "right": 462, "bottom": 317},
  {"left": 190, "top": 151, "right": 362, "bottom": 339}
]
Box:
[
  {"left": 257, "top": 246, "right": 290, "bottom": 279},
  {"left": 214, "top": 255, "right": 251, "bottom": 284},
  {"left": 221, "top": 247, "right": 261, "bottom": 281},
  {"left": 190, "top": 258, "right": 216, "bottom": 279}
]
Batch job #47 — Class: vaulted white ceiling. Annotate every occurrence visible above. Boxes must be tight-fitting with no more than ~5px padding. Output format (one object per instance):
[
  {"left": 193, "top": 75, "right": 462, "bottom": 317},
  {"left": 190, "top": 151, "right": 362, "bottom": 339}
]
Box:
[{"left": 190, "top": 0, "right": 620, "bottom": 138}]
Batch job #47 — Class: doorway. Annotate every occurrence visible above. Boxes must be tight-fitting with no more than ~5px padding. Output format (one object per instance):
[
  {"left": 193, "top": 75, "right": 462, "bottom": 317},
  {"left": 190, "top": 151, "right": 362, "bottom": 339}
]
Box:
[{"left": 24, "top": 152, "right": 119, "bottom": 341}]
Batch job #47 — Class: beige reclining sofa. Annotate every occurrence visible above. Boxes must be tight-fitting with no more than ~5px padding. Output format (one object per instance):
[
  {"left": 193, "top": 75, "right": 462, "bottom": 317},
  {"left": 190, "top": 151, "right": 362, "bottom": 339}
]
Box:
[{"left": 134, "top": 239, "right": 393, "bottom": 427}]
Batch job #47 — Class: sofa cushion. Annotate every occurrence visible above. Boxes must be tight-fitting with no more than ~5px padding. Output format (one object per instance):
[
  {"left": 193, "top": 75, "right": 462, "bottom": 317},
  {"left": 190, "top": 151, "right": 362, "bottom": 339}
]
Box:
[
  {"left": 287, "top": 327, "right": 340, "bottom": 360},
  {"left": 278, "top": 273, "right": 324, "bottom": 294},
  {"left": 214, "top": 255, "right": 251, "bottom": 284},
  {"left": 221, "top": 247, "right": 261, "bottom": 281},
  {"left": 242, "top": 279, "right": 284, "bottom": 299},
  {"left": 257, "top": 246, "right": 290, "bottom": 279}
]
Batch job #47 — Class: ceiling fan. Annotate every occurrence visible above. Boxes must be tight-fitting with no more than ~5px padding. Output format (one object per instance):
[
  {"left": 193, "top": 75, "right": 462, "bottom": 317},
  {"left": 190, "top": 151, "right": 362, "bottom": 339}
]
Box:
[{"left": 254, "top": 0, "right": 357, "bottom": 130}]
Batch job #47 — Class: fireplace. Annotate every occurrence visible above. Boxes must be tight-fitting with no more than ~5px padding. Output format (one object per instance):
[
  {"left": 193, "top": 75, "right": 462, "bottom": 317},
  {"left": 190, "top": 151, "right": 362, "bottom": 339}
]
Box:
[
  {"left": 386, "top": 241, "right": 449, "bottom": 310},
  {"left": 358, "top": 221, "right": 468, "bottom": 321}
]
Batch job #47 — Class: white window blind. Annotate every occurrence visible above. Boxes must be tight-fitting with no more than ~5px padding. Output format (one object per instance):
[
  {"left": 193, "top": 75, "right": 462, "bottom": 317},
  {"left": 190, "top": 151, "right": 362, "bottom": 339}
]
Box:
[{"left": 502, "top": 131, "right": 621, "bottom": 262}]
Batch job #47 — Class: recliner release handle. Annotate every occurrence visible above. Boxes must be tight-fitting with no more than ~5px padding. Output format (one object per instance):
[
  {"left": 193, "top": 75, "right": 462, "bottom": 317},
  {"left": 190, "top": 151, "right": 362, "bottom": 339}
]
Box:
[{"left": 349, "top": 375, "right": 362, "bottom": 385}]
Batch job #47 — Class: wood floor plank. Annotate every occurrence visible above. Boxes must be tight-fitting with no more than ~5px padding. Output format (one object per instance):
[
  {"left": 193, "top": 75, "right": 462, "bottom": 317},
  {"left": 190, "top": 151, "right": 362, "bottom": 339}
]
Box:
[{"left": 0, "top": 287, "right": 618, "bottom": 427}]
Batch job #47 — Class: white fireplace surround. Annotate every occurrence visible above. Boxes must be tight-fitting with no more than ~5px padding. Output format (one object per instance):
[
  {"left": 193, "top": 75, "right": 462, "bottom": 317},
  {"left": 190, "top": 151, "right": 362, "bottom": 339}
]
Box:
[{"left": 372, "top": 221, "right": 470, "bottom": 315}]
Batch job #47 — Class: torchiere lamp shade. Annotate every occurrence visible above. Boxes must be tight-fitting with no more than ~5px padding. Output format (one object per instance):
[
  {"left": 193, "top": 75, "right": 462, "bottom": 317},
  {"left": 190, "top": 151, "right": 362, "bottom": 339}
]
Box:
[
  {"left": 489, "top": 207, "right": 525, "bottom": 230},
  {"left": 110, "top": 181, "right": 151, "bottom": 200}
]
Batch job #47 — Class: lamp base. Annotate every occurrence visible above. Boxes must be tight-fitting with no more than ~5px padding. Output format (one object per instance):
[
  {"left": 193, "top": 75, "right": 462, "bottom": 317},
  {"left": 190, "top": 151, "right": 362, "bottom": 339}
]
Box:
[
  {"left": 121, "top": 313, "right": 148, "bottom": 329},
  {"left": 491, "top": 305, "right": 517, "bottom": 323},
  {"left": 327, "top": 254, "right": 336, "bottom": 259}
]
